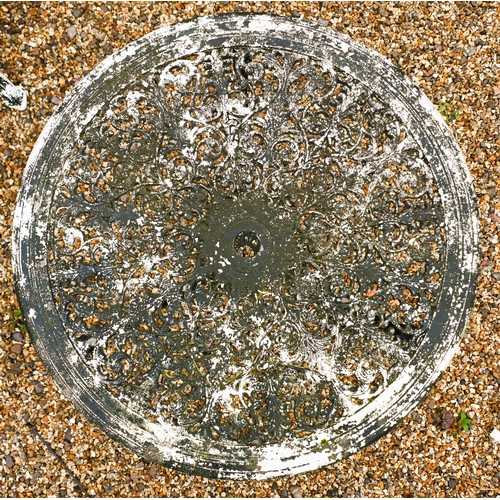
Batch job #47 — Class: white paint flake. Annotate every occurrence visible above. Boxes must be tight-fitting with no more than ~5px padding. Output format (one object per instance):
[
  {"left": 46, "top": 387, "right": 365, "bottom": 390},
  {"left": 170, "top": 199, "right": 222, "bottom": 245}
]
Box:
[{"left": 490, "top": 428, "right": 500, "bottom": 442}]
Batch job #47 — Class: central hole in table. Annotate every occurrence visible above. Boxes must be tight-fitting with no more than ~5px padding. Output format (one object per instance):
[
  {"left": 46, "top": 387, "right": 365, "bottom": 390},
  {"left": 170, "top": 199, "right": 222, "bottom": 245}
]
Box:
[{"left": 234, "top": 230, "right": 262, "bottom": 258}]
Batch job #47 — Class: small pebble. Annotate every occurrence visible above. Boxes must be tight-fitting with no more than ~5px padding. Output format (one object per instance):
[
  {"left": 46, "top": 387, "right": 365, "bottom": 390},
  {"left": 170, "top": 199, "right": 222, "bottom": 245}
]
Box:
[
  {"left": 441, "top": 411, "right": 454, "bottom": 430},
  {"left": 289, "top": 485, "right": 303, "bottom": 498},
  {"left": 12, "top": 331, "right": 24, "bottom": 342},
  {"left": 147, "top": 464, "right": 158, "bottom": 478},
  {"left": 10, "top": 344, "right": 22, "bottom": 355},
  {"left": 30, "top": 472, "right": 40, "bottom": 485},
  {"left": 64, "top": 428, "right": 72, "bottom": 442},
  {"left": 34, "top": 383, "right": 45, "bottom": 395},
  {"left": 4, "top": 455, "right": 14, "bottom": 468},
  {"left": 66, "top": 25, "right": 77, "bottom": 40}
]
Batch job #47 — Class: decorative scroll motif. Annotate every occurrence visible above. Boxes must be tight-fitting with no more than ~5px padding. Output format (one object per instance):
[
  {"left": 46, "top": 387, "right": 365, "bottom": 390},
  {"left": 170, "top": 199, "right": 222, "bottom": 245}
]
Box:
[{"left": 48, "top": 47, "right": 445, "bottom": 445}]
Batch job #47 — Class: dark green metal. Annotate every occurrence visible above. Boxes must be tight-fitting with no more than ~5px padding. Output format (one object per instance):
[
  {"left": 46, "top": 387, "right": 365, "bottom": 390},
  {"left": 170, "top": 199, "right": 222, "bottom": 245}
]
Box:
[{"left": 13, "top": 14, "right": 478, "bottom": 479}]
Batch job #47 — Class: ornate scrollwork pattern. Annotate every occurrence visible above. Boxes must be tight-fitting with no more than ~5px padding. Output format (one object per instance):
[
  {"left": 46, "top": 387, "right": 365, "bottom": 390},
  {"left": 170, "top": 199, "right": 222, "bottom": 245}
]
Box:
[{"left": 48, "top": 47, "right": 446, "bottom": 444}]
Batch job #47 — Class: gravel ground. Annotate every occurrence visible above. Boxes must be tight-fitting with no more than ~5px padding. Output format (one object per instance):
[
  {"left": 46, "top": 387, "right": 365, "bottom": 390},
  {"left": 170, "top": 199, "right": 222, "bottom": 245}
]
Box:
[{"left": 1, "top": 1, "right": 500, "bottom": 497}]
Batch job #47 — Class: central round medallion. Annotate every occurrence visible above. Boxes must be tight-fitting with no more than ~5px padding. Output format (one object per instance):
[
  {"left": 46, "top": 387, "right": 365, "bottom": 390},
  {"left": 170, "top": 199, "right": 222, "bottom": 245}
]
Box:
[{"left": 234, "top": 230, "right": 262, "bottom": 258}]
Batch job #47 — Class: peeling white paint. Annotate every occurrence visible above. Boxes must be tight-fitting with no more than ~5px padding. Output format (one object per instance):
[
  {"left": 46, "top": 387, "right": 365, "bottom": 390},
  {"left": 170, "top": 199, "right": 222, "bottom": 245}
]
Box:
[{"left": 11, "top": 13, "right": 478, "bottom": 480}]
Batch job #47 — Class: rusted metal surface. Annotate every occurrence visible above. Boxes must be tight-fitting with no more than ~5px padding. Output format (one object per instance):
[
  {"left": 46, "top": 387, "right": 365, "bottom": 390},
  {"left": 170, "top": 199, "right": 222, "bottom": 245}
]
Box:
[{"left": 13, "top": 14, "right": 478, "bottom": 479}]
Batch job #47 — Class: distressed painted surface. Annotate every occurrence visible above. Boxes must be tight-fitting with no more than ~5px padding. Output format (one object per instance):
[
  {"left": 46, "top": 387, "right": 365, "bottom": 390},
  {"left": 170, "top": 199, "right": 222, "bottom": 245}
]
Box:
[
  {"left": 12, "top": 14, "right": 478, "bottom": 479},
  {"left": 0, "top": 73, "right": 27, "bottom": 110}
]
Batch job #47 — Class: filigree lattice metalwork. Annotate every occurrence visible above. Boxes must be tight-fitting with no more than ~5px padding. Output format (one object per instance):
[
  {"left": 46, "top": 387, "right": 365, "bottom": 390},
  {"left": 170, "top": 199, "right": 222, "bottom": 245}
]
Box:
[
  {"left": 13, "top": 15, "right": 478, "bottom": 479},
  {"left": 48, "top": 46, "right": 445, "bottom": 444}
]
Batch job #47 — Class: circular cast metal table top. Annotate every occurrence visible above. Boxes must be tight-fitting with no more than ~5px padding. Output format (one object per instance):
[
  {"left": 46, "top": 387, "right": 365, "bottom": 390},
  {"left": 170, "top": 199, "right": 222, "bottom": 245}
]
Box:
[{"left": 13, "top": 14, "right": 478, "bottom": 479}]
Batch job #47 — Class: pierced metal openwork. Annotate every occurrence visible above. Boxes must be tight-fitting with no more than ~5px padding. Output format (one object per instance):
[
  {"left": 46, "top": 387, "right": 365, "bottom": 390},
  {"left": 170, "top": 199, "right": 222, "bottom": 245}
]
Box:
[{"left": 13, "top": 15, "right": 478, "bottom": 479}]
